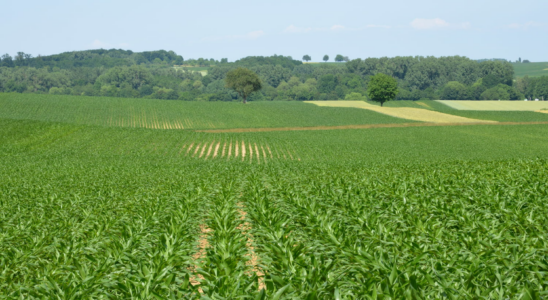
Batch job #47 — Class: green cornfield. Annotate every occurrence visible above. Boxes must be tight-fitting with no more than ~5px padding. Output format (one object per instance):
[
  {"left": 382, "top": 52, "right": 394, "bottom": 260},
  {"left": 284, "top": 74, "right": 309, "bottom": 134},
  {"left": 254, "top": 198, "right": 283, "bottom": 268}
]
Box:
[{"left": 1, "top": 94, "right": 547, "bottom": 299}]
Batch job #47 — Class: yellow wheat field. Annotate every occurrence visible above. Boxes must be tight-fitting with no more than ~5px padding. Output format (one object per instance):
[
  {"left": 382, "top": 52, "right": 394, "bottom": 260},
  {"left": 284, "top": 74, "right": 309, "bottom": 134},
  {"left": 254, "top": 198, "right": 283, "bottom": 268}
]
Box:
[{"left": 305, "top": 101, "right": 495, "bottom": 123}]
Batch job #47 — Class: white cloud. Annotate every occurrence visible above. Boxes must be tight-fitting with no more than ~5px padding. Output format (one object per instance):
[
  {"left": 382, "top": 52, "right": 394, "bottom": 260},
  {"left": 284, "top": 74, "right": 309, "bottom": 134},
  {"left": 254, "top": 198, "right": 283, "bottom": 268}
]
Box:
[
  {"left": 284, "top": 25, "right": 313, "bottom": 33},
  {"left": 411, "top": 18, "right": 450, "bottom": 30},
  {"left": 508, "top": 21, "right": 544, "bottom": 29},
  {"left": 411, "top": 18, "right": 471, "bottom": 30},
  {"left": 201, "top": 30, "right": 265, "bottom": 42},
  {"left": 331, "top": 25, "right": 345, "bottom": 31}
]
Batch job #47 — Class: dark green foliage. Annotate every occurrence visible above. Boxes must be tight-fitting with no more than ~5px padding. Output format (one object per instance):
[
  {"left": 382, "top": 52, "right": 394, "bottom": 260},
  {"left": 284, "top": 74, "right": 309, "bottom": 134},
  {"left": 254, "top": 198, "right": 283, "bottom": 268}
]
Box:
[
  {"left": 2, "top": 49, "right": 547, "bottom": 102},
  {"left": 225, "top": 68, "right": 262, "bottom": 103},
  {"left": 367, "top": 73, "right": 398, "bottom": 106},
  {"left": 234, "top": 55, "right": 302, "bottom": 70},
  {"left": 441, "top": 81, "right": 468, "bottom": 100}
]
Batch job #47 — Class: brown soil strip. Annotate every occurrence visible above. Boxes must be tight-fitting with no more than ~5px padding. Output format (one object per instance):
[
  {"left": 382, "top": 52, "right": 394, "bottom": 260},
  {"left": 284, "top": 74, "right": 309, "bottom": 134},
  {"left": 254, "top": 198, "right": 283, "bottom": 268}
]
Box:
[
  {"left": 241, "top": 141, "right": 246, "bottom": 161},
  {"left": 186, "top": 142, "right": 195, "bottom": 156},
  {"left": 228, "top": 141, "right": 233, "bottom": 158},
  {"left": 213, "top": 142, "right": 221, "bottom": 158},
  {"left": 189, "top": 223, "right": 213, "bottom": 293},
  {"left": 235, "top": 141, "right": 239, "bottom": 158},
  {"left": 248, "top": 143, "right": 253, "bottom": 163},
  {"left": 195, "top": 121, "right": 548, "bottom": 133},
  {"left": 236, "top": 204, "right": 265, "bottom": 290},
  {"left": 199, "top": 143, "right": 208, "bottom": 158},
  {"left": 222, "top": 142, "right": 227, "bottom": 157},
  {"left": 287, "top": 149, "right": 294, "bottom": 160},
  {"left": 193, "top": 143, "right": 201, "bottom": 157},
  {"left": 205, "top": 141, "right": 215, "bottom": 159}
]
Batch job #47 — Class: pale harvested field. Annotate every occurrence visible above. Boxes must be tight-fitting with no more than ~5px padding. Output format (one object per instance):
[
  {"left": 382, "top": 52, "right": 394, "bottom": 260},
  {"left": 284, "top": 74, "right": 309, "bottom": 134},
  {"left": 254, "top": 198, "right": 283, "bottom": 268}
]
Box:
[
  {"left": 438, "top": 100, "right": 548, "bottom": 111},
  {"left": 305, "top": 101, "right": 494, "bottom": 123}
]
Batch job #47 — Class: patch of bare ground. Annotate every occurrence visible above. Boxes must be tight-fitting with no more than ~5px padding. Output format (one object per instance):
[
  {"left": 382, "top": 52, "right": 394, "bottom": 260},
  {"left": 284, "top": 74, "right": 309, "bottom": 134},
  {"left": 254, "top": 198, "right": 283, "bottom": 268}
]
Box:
[
  {"left": 193, "top": 143, "right": 201, "bottom": 157},
  {"left": 189, "top": 223, "right": 213, "bottom": 293},
  {"left": 205, "top": 141, "right": 215, "bottom": 160},
  {"left": 236, "top": 203, "right": 265, "bottom": 291},
  {"left": 248, "top": 143, "right": 253, "bottom": 163},
  {"left": 185, "top": 142, "right": 194, "bottom": 156},
  {"left": 195, "top": 121, "right": 548, "bottom": 133},
  {"left": 199, "top": 143, "right": 208, "bottom": 158},
  {"left": 241, "top": 141, "right": 246, "bottom": 161},
  {"left": 235, "top": 141, "right": 239, "bottom": 158},
  {"left": 222, "top": 142, "right": 227, "bottom": 157}
]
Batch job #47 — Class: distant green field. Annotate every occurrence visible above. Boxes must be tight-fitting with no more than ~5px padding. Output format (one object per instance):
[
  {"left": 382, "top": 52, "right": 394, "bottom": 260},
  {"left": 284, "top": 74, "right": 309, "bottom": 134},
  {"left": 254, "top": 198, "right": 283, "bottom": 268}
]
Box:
[
  {"left": 0, "top": 93, "right": 409, "bottom": 130},
  {"left": 512, "top": 62, "right": 548, "bottom": 77}
]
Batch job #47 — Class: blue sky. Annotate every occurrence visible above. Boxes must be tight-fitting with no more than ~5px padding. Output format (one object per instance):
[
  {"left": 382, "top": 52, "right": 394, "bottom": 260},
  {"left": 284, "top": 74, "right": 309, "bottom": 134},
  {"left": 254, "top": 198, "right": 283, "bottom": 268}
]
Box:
[{"left": 1, "top": 0, "right": 547, "bottom": 62}]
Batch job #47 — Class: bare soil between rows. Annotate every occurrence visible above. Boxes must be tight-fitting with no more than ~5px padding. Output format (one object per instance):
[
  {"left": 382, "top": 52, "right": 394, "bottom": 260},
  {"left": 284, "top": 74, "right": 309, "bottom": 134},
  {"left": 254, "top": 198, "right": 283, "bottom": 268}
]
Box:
[{"left": 196, "top": 121, "right": 548, "bottom": 133}]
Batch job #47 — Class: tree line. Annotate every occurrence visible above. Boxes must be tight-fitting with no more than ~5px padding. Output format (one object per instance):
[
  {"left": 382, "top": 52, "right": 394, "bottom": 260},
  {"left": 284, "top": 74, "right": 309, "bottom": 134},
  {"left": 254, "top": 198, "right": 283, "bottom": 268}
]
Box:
[{"left": 1, "top": 50, "right": 547, "bottom": 101}]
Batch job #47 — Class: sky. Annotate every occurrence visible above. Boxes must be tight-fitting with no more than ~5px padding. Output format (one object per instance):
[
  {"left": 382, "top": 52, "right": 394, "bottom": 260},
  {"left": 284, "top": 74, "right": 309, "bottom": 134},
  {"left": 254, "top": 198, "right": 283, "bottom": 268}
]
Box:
[{"left": 1, "top": 0, "right": 547, "bottom": 62}]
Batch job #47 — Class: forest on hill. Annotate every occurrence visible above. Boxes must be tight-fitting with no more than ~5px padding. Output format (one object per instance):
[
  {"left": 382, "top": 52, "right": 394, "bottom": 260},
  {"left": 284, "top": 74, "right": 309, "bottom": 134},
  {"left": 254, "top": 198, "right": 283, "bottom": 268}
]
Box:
[{"left": 1, "top": 49, "right": 547, "bottom": 101}]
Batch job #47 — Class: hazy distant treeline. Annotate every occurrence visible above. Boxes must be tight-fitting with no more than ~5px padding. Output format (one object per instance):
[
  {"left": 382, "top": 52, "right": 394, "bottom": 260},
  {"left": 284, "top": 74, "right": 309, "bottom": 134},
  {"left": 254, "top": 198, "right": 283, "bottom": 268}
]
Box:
[{"left": 1, "top": 49, "right": 547, "bottom": 101}]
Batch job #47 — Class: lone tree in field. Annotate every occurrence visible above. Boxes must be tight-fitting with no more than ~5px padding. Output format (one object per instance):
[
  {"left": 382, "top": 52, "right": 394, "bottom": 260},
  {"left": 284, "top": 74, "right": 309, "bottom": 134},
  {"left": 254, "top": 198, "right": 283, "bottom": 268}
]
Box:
[
  {"left": 225, "top": 67, "right": 262, "bottom": 104},
  {"left": 335, "top": 54, "right": 344, "bottom": 62},
  {"left": 367, "top": 73, "right": 398, "bottom": 107},
  {"left": 302, "top": 55, "right": 311, "bottom": 62},
  {"left": 323, "top": 55, "right": 329, "bottom": 62}
]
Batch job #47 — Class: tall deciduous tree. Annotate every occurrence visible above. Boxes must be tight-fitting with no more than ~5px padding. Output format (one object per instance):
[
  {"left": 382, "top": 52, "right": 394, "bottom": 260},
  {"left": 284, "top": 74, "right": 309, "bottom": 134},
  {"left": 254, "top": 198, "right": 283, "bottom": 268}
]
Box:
[
  {"left": 302, "top": 55, "right": 311, "bottom": 62},
  {"left": 225, "top": 67, "right": 262, "bottom": 104},
  {"left": 367, "top": 73, "right": 398, "bottom": 106},
  {"left": 335, "top": 54, "right": 344, "bottom": 62},
  {"left": 323, "top": 55, "right": 329, "bottom": 62}
]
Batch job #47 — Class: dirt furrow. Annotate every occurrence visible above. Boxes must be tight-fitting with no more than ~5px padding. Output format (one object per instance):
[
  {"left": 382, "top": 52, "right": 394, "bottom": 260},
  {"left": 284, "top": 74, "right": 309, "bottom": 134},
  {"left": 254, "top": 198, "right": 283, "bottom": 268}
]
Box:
[
  {"left": 205, "top": 140, "right": 215, "bottom": 159},
  {"left": 235, "top": 141, "right": 239, "bottom": 158},
  {"left": 199, "top": 143, "right": 208, "bottom": 158},
  {"left": 241, "top": 141, "right": 246, "bottom": 161},
  {"left": 189, "top": 223, "right": 213, "bottom": 293},
  {"left": 255, "top": 143, "right": 260, "bottom": 164},
  {"left": 186, "top": 142, "right": 195, "bottom": 156},
  {"left": 236, "top": 204, "right": 265, "bottom": 291},
  {"left": 213, "top": 142, "right": 221, "bottom": 158},
  {"left": 248, "top": 143, "right": 253, "bottom": 163},
  {"left": 195, "top": 121, "right": 548, "bottom": 133},
  {"left": 193, "top": 143, "right": 201, "bottom": 157}
]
